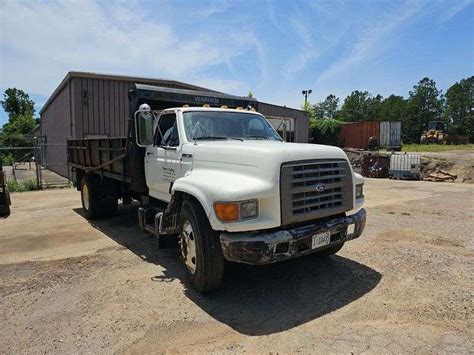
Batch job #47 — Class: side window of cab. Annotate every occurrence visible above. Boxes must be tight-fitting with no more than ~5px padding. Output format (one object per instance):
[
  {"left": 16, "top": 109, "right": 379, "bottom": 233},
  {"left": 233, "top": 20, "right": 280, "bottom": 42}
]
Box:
[{"left": 155, "top": 113, "right": 179, "bottom": 147}]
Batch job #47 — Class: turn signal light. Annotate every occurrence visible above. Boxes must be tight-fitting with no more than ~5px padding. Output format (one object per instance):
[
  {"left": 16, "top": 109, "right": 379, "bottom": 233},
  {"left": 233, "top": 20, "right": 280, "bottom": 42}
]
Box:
[
  {"left": 214, "top": 199, "right": 259, "bottom": 222},
  {"left": 214, "top": 203, "right": 239, "bottom": 222}
]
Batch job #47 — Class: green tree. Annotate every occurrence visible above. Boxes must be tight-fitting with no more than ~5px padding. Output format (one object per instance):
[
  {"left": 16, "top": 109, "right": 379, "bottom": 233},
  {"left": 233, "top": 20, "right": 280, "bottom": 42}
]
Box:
[
  {"left": 445, "top": 76, "right": 474, "bottom": 139},
  {"left": 367, "top": 94, "right": 383, "bottom": 121},
  {"left": 1, "top": 88, "right": 35, "bottom": 118},
  {"left": 309, "top": 118, "right": 343, "bottom": 145},
  {"left": 379, "top": 95, "right": 407, "bottom": 122},
  {"left": 247, "top": 90, "right": 254, "bottom": 98},
  {"left": 339, "top": 91, "right": 382, "bottom": 121},
  {"left": 0, "top": 113, "right": 37, "bottom": 146},
  {"left": 0, "top": 88, "right": 37, "bottom": 163},
  {"left": 312, "top": 94, "right": 340, "bottom": 120},
  {"left": 404, "top": 77, "right": 444, "bottom": 142}
]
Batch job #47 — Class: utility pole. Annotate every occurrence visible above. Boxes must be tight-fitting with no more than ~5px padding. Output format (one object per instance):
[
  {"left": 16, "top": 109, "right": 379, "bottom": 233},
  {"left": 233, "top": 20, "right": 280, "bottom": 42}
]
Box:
[{"left": 302, "top": 89, "right": 312, "bottom": 105}]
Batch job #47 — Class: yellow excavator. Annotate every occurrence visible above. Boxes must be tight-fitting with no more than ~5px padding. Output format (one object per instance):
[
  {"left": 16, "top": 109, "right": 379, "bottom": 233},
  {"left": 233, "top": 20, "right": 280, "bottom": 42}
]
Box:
[{"left": 420, "top": 121, "right": 448, "bottom": 144}]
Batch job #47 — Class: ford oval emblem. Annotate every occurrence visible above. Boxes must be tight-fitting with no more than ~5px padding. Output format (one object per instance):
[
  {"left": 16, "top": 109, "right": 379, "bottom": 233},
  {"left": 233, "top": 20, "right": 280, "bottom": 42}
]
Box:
[{"left": 315, "top": 184, "right": 326, "bottom": 192}]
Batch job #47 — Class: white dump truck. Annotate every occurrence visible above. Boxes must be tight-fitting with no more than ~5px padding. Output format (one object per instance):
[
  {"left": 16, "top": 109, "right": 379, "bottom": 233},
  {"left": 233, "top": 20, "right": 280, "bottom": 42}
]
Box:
[{"left": 68, "top": 84, "right": 366, "bottom": 292}]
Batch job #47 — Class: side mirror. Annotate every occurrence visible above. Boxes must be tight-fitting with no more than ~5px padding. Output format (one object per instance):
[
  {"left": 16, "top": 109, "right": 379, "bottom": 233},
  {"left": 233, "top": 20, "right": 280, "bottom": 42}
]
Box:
[{"left": 134, "top": 109, "right": 155, "bottom": 147}]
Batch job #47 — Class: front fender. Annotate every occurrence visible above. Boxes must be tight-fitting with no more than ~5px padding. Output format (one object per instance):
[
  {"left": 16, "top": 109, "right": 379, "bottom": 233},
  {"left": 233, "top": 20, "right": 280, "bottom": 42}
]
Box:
[{"left": 171, "top": 169, "right": 280, "bottom": 232}]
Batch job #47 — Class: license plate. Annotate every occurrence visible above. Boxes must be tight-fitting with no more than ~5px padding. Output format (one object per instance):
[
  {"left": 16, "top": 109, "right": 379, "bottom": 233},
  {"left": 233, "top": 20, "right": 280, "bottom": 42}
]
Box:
[{"left": 311, "top": 231, "right": 331, "bottom": 249}]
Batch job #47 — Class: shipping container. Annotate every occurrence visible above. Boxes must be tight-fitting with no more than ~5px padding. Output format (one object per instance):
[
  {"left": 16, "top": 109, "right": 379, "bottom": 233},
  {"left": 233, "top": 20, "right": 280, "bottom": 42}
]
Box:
[
  {"left": 379, "top": 121, "right": 401, "bottom": 150},
  {"left": 338, "top": 121, "right": 380, "bottom": 150},
  {"left": 389, "top": 153, "right": 421, "bottom": 180}
]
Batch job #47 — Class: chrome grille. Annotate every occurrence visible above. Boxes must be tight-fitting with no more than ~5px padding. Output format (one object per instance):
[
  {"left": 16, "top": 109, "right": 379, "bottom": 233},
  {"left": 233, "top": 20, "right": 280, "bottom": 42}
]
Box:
[{"left": 280, "top": 159, "right": 353, "bottom": 225}]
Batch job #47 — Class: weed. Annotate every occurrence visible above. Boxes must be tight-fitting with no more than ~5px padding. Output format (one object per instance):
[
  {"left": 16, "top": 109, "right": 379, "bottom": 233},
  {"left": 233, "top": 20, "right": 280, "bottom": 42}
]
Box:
[{"left": 7, "top": 179, "right": 39, "bottom": 192}]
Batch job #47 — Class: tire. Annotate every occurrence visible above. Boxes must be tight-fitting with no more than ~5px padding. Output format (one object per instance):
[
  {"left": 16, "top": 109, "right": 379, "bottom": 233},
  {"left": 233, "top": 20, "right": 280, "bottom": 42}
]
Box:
[
  {"left": 102, "top": 197, "right": 118, "bottom": 217},
  {"left": 179, "top": 199, "right": 224, "bottom": 293},
  {"left": 0, "top": 190, "right": 10, "bottom": 216},
  {"left": 80, "top": 175, "right": 118, "bottom": 219},
  {"left": 313, "top": 242, "right": 345, "bottom": 257},
  {"left": 81, "top": 175, "right": 101, "bottom": 219},
  {"left": 100, "top": 182, "right": 118, "bottom": 218}
]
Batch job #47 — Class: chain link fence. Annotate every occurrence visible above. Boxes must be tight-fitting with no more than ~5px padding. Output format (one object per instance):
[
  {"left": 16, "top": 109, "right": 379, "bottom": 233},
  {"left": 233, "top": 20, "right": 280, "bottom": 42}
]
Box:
[{"left": 0, "top": 136, "right": 70, "bottom": 189}]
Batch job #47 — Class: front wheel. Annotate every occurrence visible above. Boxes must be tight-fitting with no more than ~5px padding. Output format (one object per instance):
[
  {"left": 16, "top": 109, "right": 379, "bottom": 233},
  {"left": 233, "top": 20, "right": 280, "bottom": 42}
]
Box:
[{"left": 179, "top": 200, "right": 224, "bottom": 293}]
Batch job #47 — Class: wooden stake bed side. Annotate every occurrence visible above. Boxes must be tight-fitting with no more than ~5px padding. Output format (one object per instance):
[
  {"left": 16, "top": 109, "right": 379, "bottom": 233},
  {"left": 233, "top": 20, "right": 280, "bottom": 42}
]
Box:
[{"left": 67, "top": 137, "right": 132, "bottom": 183}]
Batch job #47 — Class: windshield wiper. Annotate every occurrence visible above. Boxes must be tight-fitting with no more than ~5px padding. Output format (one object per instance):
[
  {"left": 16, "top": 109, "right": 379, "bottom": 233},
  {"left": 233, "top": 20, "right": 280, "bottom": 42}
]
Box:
[
  {"left": 194, "top": 136, "right": 229, "bottom": 140},
  {"left": 194, "top": 136, "right": 243, "bottom": 141},
  {"left": 243, "top": 135, "right": 271, "bottom": 140}
]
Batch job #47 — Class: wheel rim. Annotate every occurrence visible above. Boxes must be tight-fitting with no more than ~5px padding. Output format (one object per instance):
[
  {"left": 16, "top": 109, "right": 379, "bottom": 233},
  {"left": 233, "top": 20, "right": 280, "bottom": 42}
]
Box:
[
  {"left": 82, "top": 184, "right": 90, "bottom": 210},
  {"left": 180, "top": 220, "right": 197, "bottom": 274}
]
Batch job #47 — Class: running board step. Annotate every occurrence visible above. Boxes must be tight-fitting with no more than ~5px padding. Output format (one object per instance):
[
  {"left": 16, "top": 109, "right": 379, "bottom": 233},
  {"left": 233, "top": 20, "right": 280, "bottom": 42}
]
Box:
[{"left": 138, "top": 207, "right": 177, "bottom": 249}]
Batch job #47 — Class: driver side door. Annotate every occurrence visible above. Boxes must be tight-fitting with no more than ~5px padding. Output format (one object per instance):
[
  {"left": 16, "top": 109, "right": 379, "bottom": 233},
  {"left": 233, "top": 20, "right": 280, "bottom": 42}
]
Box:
[{"left": 145, "top": 112, "right": 181, "bottom": 202}]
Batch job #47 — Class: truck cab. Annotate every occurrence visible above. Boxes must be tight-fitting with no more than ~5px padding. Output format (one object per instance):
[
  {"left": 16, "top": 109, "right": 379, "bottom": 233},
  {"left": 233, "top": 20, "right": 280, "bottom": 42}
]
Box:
[{"left": 134, "top": 105, "right": 366, "bottom": 291}]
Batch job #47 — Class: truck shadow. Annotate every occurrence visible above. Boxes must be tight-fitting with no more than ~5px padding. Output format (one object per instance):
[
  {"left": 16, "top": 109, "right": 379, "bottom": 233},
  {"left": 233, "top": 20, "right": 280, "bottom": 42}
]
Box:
[{"left": 74, "top": 204, "right": 381, "bottom": 336}]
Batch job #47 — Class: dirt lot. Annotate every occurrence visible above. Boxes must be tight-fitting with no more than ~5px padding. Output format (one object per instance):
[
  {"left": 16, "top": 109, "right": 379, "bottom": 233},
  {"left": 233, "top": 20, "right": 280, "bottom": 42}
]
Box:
[{"left": 1, "top": 179, "right": 473, "bottom": 353}]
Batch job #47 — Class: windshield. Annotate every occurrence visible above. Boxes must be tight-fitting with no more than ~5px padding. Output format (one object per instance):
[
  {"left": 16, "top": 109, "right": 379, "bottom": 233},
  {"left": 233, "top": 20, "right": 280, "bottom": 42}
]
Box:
[
  {"left": 426, "top": 122, "right": 445, "bottom": 130},
  {"left": 183, "top": 111, "right": 283, "bottom": 142}
]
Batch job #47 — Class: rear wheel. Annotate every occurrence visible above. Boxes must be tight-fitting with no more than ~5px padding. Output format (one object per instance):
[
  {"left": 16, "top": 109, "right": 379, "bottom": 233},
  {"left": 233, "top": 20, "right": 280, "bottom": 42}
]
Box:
[
  {"left": 81, "top": 175, "right": 118, "bottom": 219},
  {"left": 313, "top": 242, "right": 345, "bottom": 257},
  {"left": 179, "top": 200, "right": 224, "bottom": 293}
]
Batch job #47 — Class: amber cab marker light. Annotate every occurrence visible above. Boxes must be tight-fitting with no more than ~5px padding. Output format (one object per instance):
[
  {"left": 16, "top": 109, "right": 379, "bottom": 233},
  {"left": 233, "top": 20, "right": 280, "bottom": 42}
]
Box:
[{"left": 214, "top": 202, "right": 239, "bottom": 222}]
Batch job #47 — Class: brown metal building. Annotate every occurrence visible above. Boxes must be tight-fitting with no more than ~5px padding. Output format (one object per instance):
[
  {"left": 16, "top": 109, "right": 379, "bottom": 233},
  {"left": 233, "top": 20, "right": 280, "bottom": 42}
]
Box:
[{"left": 40, "top": 71, "right": 309, "bottom": 177}]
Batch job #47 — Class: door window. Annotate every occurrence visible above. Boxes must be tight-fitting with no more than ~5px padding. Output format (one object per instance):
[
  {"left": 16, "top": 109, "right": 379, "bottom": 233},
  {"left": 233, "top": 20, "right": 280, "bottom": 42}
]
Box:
[{"left": 155, "top": 113, "right": 179, "bottom": 147}]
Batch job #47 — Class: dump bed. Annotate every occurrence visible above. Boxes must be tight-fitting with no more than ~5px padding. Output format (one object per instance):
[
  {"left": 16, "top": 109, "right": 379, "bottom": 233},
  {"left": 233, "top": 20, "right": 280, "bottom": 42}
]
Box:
[{"left": 67, "top": 137, "right": 129, "bottom": 180}]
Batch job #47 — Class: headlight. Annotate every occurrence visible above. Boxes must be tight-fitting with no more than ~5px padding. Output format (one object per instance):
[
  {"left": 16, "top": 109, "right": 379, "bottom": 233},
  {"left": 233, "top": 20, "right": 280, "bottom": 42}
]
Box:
[
  {"left": 214, "top": 199, "right": 259, "bottom": 222},
  {"left": 240, "top": 200, "right": 258, "bottom": 219},
  {"left": 356, "top": 184, "right": 364, "bottom": 199}
]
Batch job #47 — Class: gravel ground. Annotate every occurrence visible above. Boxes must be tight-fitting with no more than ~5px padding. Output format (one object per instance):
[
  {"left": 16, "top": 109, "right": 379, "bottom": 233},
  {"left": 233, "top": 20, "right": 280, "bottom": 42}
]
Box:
[{"left": 0, "top": 179, "right": 473, "bottom": 353}]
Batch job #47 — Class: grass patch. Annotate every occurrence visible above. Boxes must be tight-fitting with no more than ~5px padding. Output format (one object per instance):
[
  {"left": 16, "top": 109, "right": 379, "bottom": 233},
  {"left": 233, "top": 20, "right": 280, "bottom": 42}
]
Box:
[
  {"left": 7, "top": 179, "right": 39, "bottom": 192},
  {"left": 402, "top": 143, "right": 474, "bottom": 152}
]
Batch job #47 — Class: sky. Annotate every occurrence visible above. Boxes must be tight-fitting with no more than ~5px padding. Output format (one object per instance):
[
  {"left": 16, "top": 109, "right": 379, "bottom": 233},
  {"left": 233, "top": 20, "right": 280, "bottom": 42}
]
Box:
[{"left": 0, "top": 0, "right": 473, "bottom": 126}]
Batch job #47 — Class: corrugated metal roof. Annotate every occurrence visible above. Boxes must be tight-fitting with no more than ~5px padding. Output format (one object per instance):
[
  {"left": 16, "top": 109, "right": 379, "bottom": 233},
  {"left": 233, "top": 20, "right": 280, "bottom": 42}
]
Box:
[{"left": 40, "top": 71, "right": 224, "bottom": 115}]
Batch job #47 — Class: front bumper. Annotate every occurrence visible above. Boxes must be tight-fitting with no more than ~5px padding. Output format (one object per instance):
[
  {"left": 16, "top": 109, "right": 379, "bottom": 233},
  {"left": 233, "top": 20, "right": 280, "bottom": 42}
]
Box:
[{"left": 219, "top": 208, "right": 366, "bottom": 265}]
